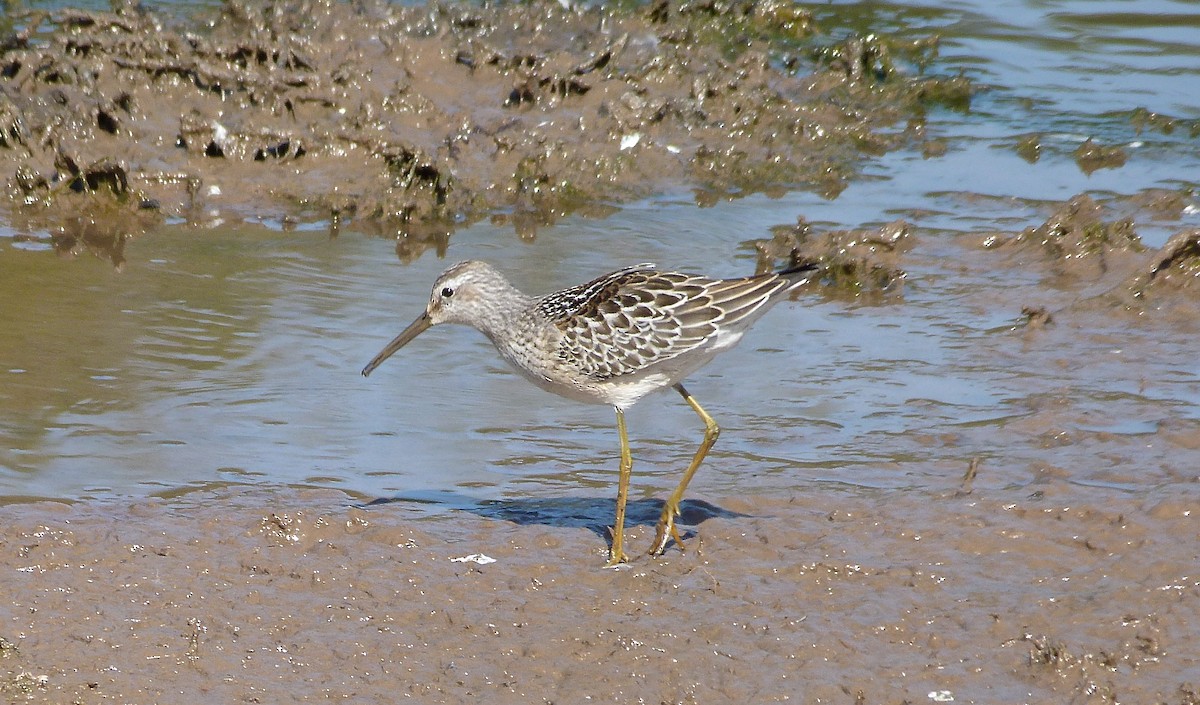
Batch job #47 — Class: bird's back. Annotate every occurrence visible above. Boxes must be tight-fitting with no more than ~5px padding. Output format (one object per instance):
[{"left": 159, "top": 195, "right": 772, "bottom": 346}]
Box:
[{"left": 520, "top": 264, "right": 813, "bottom": 405}]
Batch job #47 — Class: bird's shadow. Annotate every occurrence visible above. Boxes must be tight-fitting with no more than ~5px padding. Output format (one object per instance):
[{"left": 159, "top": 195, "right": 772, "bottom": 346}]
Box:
[{"left": 361, "top": 491, "right": 749, "bottom": 552}]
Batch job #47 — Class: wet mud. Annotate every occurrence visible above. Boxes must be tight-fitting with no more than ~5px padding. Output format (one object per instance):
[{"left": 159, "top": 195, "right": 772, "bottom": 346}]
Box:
[
  {"left": 1, "top": 487, "right": 1197, "bottom": 704},
  {"left": 0, "top": 0, "right": 958, "bottom": 242},
  {"left": 3, "top": 2, "right": 1200, "bottom": 703},
  {"left": 755, "top": 216, "right": 911, "bottom": 300},
  {"left": 982, "top": 193, "right": 1200, "bottom": 316}
]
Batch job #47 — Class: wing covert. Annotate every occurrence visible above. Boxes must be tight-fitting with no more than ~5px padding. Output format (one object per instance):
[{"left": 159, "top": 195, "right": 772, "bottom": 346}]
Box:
[{"left": 545, "top": 269, "right": 723, "bottom": 380}]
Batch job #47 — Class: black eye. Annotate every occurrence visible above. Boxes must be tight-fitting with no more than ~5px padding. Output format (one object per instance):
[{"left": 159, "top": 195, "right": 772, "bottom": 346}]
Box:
[{"left": 441, "top": 287, "right": 454, "bottom": 298}]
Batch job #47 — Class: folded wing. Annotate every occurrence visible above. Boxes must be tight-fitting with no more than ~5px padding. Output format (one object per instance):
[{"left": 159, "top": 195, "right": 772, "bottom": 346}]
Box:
[{"left": 540, "top": 266, "right": 802, "bottom": 381}]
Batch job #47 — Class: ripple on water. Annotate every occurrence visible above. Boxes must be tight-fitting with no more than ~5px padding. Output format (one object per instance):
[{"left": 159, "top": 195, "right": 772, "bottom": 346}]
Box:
[{"left": 3, "top": 2, "right": 1200, "bottom": 504}]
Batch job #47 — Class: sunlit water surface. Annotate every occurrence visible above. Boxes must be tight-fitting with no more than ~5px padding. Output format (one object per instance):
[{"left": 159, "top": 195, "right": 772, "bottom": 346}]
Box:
[{"left": 2, "top": 0, "right": 1199, "bottom": 507}]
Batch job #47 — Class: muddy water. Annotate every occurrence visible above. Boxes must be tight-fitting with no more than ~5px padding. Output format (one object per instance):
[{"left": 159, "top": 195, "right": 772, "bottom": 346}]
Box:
[
  {"left": 8, "top": 194, "right": 1193, "bottom": 503},
  {"left": 3, "top": 1, "right": 1200, "bottom": 703}
]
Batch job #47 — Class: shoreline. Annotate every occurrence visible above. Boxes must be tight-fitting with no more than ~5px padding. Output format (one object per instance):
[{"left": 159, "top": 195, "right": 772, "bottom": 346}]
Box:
[{"left": 2, "top": 484, "right": 1197, "bottom": 703}]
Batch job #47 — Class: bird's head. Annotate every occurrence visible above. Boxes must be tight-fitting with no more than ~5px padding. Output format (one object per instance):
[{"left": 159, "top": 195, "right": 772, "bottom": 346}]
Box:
[{"left": 360, "top": 260, "right": 513, "bottom": 377}]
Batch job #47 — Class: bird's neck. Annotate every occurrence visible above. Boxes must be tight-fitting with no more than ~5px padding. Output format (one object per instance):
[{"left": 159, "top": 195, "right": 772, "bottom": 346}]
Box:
[{"left": 471, "top": 284, "right": 535, "bottom": 342}]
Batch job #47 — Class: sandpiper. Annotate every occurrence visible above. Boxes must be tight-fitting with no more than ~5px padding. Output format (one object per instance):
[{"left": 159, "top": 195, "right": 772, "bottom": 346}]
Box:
[{"left": 362, "top": 259, "right": 815, "bottom": 565}]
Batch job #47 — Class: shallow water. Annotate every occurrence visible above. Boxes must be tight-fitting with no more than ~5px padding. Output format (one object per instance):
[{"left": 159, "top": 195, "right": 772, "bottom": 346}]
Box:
[{"left": 3, "top": 0, "right": 1200, "bottom": 508}]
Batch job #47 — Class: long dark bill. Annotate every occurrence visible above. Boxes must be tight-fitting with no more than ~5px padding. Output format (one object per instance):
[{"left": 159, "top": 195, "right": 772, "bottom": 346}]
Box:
[{"left": 361, "top": 311, "right": 432, "bottom": 377}]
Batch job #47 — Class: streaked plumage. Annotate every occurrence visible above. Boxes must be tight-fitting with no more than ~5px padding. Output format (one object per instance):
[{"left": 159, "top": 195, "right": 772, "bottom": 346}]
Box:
[{"left": 362, "top": 259, "right": 815, "bottom": 565}]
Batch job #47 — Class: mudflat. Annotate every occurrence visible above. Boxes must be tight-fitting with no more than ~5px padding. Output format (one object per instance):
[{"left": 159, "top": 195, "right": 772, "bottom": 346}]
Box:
[
  {"left": 2, "top": 2, "right": 1199, "bottom": 704},
  {"left": 2, "top": 484, "right": 1197, "bottom": 704},
  {"left": 0, "top": 1, "right": 961, "bottom": 244}
]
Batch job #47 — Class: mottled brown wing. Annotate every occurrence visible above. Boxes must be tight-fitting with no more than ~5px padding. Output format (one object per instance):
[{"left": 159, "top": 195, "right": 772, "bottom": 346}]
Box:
[{"left": 539, "top": 266, "right": 799, "bottom": 381}]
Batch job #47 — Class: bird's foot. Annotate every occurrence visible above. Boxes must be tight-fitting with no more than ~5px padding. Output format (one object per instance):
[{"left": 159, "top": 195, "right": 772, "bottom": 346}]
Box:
[
  {"left": 649, "top": 501, "right": 686, "bottom": 556},
  {"left": 604, "top": 551, "right": 630, "bottom": 568},
  {"left": 605, "top": 526, "right": 631, "bottom": 567}
]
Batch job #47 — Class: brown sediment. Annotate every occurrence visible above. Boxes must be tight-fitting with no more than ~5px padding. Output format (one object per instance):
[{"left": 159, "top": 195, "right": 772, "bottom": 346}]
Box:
[
  {"left": 1130, "top": 107, "right": 1200, "bottom": 139},
  {"left": 1073, "top": 137, "right": 1127, "bottom": 174},
  {"left": 1115, "top": 228, "right": 1200, "bottom": 314},
  {"left": 1015, "top": 133, "right": 1041, "bottom": 163},
  {"left": 1126, "top": 188, "right": 1194, "bottom": 221},
  {"left": 970, "top": 190, "right": 1200, "bottom": 319},
  {"left": 0, "top": 0, "right": 966, "bottom": 240},
  {"left": 982, "top": 194, "right": 1144, "bottom": 285},
  {"left": 1019, "top": 304, "right": 1053, "bottom": 329},
  {"left": 1014, "top": 194, "right": 1142, "bottom": 262},
  {"left": 3, "top": 4, "right": 1200, "bottom": 703},
  {"left": 1, "top": 486, "right": 1197, "bottom": 703},
  {"left": 755, "top": 216, "right": 909, "bottom": 300}
]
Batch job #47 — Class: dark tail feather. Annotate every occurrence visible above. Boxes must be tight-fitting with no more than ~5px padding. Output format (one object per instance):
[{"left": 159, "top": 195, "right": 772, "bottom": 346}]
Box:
[
  {"left": 779, "top": 261, "right": 818, "bottom": 276},
  {"left": 777, "top": 259, "right": 819, "bottom": 287}
]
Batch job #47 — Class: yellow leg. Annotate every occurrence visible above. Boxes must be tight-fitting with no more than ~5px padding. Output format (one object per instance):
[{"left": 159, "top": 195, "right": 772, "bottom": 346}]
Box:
[
  {"left": 605, "top": 406, "right": 633, "bottom": 567},
  {"left": 650, "top": 383, "right": 719, "bottom": 556}
]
